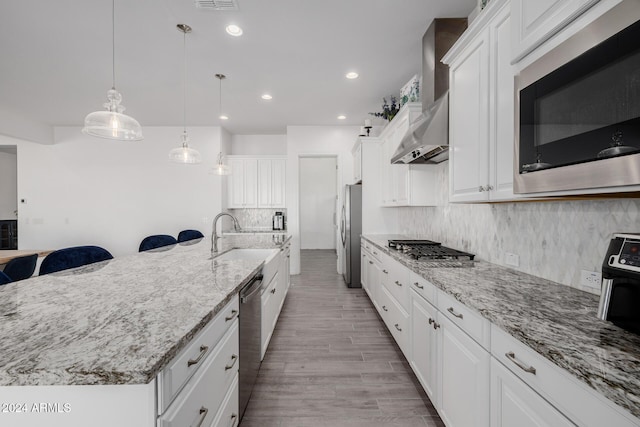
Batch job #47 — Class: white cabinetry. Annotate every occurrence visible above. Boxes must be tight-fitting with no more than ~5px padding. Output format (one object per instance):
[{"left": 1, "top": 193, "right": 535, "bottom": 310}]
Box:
[
  {"left": 410, "top": 288, "right": 440, "bottom": 407},
  {"left": 511, "top": 0, "right": 600, "bottom": 63},
  {"left": 261, "top": 244, "right": 291, "bottom": 359},
  {"left": 491, "top": 358, "right": 574, "bottom": 427},
  {"left": 352, "top": 141, "right": 362, "bottom": 183},
  {"left": 228, "top": 156, "right": 285, "bottom": 209},
  {"left": 444, "top": 0, "right": 521, "bottom": 203},
  {"left": 227, "top": 157, "right": 258, "bottom": 208},
  {"left": 258, "top": 158, "right": 286, "bottom": 208},
  {"left": 378, "top": 103, "right": 438, "bottom": 207}
]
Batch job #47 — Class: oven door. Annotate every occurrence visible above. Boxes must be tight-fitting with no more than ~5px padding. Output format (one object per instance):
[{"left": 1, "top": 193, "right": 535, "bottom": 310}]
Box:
[{"left": 514, "top": 1, "right": 640, "bottom": 194}]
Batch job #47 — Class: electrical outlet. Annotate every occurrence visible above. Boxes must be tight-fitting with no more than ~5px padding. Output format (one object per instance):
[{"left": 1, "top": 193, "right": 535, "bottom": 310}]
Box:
[
  {"left": 505, "top": 252, "right": 520, "bottom": 267},
  {"left": 581, "top": 270, "right": 602, "bottom": 290}
]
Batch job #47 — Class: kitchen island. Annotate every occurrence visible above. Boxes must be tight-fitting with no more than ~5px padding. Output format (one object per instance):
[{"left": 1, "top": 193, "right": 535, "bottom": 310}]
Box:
[{"left": 0, "top": 233, "right": 290, "bottom": 426}]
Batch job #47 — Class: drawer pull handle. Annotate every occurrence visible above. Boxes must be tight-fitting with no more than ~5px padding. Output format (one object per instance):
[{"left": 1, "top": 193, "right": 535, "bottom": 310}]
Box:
[
  {"left": 187, "top": 345, "right": 209, "bottom": 367},
  {"left": 225, "top": 309, "right": 238, "bottom": 321},
  {"left": 225, "top": 354, "right": 239, "bottom": 371},
  {"left": 369, "top": 261, "right": 373, "bottom": 265},
  {"left": 429, "top": 318, "right": 441, "bottom": 330},
  {"left": 395, "top": 280, "right": 402, "bottom": 287},
  {"left": 394, "top": 323, "right": 402, "bottom": 332},
  {"left": 382, "top": 305, "right": 388, "bottom": 312},
  {"left": 447, "top": 307, "right": 464, "bottom": 319},
  {"left": 271, "top": 288, "right": 276, "bottom": 294},
  {"left": 505, "top": 352, "right": 536, "bottom": 375},
  {"left": 414, "top": 282, "right": 424, "bottom": 289},
  {"left": 196, "top": 406, "right": 209, "bottom": 427},
  {"left": 383, "top": 269, "right": 389, "bottom": 274},
  {"left": 230, "top": 413, "right": 238, "bottom": 426}
]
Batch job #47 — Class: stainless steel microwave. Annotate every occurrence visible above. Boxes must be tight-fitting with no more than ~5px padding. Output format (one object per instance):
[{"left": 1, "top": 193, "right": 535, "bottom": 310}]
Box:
[{"left": 514, "top": 1, "right": 640, "bottom": 194}]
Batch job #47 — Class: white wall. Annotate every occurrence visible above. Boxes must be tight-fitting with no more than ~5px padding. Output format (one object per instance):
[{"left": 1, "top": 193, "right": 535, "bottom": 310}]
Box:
[
  {"left": 231, "top": 134, "right": 287, "bottom": 155},
  {"left": 299, "top": 157, "right": 337, "bottom": 249},
  {"left": 286, "top": 126, "right": 359, "bottom": 274},
  {"left": 8, "top": 127, "right": 226, "bottom": 255},
  {"left": 0, "top": 106, "right": 53, "bottom": 145},
  {"left": 0, "top": 149, "right": 18, "bottom": 219}
]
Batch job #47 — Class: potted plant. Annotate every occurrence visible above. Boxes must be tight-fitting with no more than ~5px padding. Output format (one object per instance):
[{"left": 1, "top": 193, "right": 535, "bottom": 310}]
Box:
[{"left": 369, "top": 96, "right": 400, "bottom": 122}]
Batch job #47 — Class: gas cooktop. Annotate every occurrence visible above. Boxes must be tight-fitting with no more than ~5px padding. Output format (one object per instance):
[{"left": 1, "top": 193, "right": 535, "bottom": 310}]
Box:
[{"left": 388, "top": 239, "right": 475, "bottom": 261}]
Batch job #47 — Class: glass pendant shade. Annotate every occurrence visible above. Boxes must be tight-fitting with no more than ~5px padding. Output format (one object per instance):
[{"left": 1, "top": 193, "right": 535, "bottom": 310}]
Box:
[
  {"left": 212, "top": 152, "right": 230, "bottom": 175},
  {"left": 83, "top": 89, "right": 143, "bottom": 140},
  {"left": 169, "top": 132, "right": 202, "bottom": 164}
]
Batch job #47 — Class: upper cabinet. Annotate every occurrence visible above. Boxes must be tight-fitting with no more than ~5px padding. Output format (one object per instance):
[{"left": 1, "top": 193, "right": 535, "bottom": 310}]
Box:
[
  {"left": 444, "top": 0, "right": 521, "bottom": 203},
  {"left": 258, "top": 158, "right": 286, "bottom": 208},
  {"left": 377, "top": 103, "right": 438, "bottom": 207},
  {"left": 511, "top": 0, "right": 600, "bottom": 63},
  {"left": 227, "top": 156, "right": 286, "bottom": 209}
]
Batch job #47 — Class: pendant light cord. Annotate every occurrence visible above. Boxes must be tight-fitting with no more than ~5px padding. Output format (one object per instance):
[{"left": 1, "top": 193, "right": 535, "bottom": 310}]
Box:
[
  {"left": 183, "top": 29, "right": 187, "bottom": 135},
  {"left": 219, "top": 77, "right": 222, "bottom": 116},
  {"left": 112, "top": 0, "right": 116, "bottom": 90}
]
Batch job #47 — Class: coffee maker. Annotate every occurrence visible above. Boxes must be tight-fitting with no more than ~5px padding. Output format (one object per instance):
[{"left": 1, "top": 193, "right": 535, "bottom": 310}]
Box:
[
  {"left": 272, "top": 212, "right": 285, "bottom": 231},
  {"left": 598, "top": 233, "right": 640, "bottom": 334}
]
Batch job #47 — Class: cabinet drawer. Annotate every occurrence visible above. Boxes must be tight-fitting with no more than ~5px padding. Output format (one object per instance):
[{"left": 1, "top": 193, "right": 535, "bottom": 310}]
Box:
[
  {"left": 410, "top": 273, "right": 437, "bottom": 306},
  {"left": 491, "top": 325, "right": 638, "bottom": 427},
  {"left": 437, "top": 290, "right": 490, "bottom": 349},
  {"left": 159, "top": 322, "right": 239, "bottom": 427},
  {"left": 212, "top": 374, "right": 239, "bottom": 427},
  {"left": 379, "top": 286, "right": 409, "bottom": 356},
  {"left": 158, "top": 295, "right": 239, "bottom": 414}
]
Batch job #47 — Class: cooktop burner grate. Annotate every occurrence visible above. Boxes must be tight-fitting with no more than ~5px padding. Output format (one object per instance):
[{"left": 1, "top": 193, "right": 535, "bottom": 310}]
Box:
[{"left": 388, "top": 239, "right": 475, "bottom": 261}]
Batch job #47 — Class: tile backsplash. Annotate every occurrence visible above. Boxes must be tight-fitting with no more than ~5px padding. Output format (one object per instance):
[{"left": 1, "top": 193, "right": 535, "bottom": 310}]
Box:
[
  {"left": 225, "top": 208, "right": 287, "bottom": 231},
  {"left": 398, "top": 163, "right": 640, "bottom": 294}
]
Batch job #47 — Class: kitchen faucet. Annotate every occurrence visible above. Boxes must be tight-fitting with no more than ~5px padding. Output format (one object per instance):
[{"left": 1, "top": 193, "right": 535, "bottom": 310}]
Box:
[{"left": 212, "top": 212, "right": 241, "bottom": 254}]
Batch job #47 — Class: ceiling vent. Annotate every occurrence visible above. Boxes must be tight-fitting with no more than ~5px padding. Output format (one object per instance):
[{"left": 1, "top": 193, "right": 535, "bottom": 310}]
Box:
[{"left": 194, "top": 0, "right": 239, "bottom": 11}]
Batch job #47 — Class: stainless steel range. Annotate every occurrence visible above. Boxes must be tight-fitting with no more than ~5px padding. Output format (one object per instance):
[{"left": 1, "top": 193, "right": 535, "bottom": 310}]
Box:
[{"left": 388, "top": 239, "right": 475, "bottom": 262}]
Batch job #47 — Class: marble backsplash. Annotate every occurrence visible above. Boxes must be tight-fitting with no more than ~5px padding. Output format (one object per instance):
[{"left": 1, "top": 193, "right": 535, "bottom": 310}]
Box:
[
  {"left": 224, "top": 208, "right": 287, "bottom": 231},
  {"left": 397, "top": 162, "right": 640, "bottom": 294}
]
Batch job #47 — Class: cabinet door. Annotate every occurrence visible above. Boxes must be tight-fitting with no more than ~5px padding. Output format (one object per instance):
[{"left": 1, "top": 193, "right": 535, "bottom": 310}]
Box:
[
  {"left": 491, "top": 359, "right": 575, "bottom": 427},
  {"left": 368, "top": 258, "right": 381, "bottom": 311},
  {"left": 379, "top": 139, "right": 392, "bottom": 206},
  {"left": 227, "top": 158, "right": 246, "bottom": 208},
  {"left": 449, "top": 31, "right": 491, "bottom": 203},
  {"left": 511, "top": 0, "right": 599, "bottom": 62},
  {"left": 390, "top": 114, "right": 410, "bottom": 205},
  {"left": 489, "top": 6, "right": 521, "bottom": 202},
  {"left": 439, "top": 315, "right": 490, "bottom": 427},
  {"left": 257, "top": 159, "right": 272, "bottom": 208},
  {"left": 354, "top": 143, "right": 362, "bottom": 183},
  {"left": 243, "top": 159, "right": 258, "bottom": 208},
  {"left": 270, "top": 159, "right": 286, "bottom": 208},
  {"left": 410, "top": 291, "right": 440, "bottom": 407}
]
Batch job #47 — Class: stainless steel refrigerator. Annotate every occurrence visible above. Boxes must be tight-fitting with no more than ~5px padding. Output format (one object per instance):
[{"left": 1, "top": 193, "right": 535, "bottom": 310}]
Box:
[{"left": 340, "top": 184, "right": 362, "bottom": 288}]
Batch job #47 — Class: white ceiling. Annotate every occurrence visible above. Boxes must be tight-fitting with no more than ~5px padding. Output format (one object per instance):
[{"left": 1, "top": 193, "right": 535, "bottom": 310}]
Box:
[{"left": 0, "top": 0, "right": 475, "bottom": 135}]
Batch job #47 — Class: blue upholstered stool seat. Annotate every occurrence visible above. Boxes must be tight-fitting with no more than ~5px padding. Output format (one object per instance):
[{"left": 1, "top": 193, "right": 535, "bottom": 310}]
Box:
[
  {"left": 39, "top": 246, "right": 113, "bottom": 275},
  {"left": 177, "top": 229, "right": 204, "bottom": 243},
  {"left": 3, "top": 253, "right": 38, "bottom": 282},
  {"left": 0, "top": 271, "right": 12, "bottom": 286},
  {"left": 139, "top": 235, "right": 178, "bottom": 252}
]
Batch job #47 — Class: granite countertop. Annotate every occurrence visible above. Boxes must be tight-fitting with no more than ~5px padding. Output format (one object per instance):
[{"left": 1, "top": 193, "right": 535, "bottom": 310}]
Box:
[
  {"left": 0, "top": 234, "right": 291, "bottom": 387},
  {"left": 363, "top": 234, "right": 640, "bottom": 419}
]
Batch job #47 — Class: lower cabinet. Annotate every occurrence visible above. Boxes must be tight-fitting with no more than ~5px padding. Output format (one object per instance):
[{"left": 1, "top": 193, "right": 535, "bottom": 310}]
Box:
[
  {"left": 410, "top": 289, "right": 440, "bottom": 407},
  {"left": 262, "top": 248, "right": 290, "bottom": 360},
  {"left": 491, "top": 358, "right": 574, "bottom": 427},
  {"left": 439, "top": 315, "right": 491, "bottom": 427}
]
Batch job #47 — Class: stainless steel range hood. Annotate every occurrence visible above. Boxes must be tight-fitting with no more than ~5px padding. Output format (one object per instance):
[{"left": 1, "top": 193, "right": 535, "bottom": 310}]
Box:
[
  {"left": 392, "top": 18, "right": 466, "bottom": 165},
  {"left": 392, "top": 92, "right": 449, "bottom": 164}
]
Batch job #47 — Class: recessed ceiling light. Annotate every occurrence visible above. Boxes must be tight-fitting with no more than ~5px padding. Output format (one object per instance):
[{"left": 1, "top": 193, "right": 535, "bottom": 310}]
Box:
[
  {"left": 337, "top": 115, "right": 346, "bottom": 120},
  {"left": 345, "top": 72, "right": 359, "bottom": 79},
  {"left": 225, "top": 25, "right": 243, "bottom": 37},
  {"left": 261, "top": 94, "right": 273, "bottom": 100},
  {"left": 220, "top": 115, "right": 229, "bottom": 120}
]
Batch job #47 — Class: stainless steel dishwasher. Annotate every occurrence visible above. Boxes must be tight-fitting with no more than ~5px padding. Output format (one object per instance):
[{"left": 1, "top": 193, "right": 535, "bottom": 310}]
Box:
[{"left": 239, "top": 270, "right": 264, "bottom": 420}]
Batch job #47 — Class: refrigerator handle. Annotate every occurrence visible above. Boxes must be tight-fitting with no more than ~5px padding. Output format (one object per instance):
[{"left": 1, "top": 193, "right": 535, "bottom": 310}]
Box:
[{"left": 340, "top": 205, "right": 346, "bottom": 246}]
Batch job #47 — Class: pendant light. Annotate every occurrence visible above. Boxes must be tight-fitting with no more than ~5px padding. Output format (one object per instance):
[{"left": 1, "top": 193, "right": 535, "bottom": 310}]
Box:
[
  {"left": 216, "top": 74, "right": 228, "bottom": 121},
  {"left": 169, "top": 24, "right": 202, "bottom": 164},
  {"left": 83, "top": 0, "right": 143, "bottom": 141},
  {"left": 212, "top": 152, "right": 230, "bottom": 175}
]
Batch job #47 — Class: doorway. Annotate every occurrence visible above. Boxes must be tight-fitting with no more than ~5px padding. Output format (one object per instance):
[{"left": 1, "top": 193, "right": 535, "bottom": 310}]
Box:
[
  {"left": 0, "top": 146, "right": 18, "bottom": 249},
  {"left": 299, "top": 156, "right": 338, "bottom": 250}
]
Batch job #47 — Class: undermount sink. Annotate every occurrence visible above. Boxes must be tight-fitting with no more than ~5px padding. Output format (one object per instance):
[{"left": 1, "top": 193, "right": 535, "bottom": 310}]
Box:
[{"left": 215, "top": 248, "right": 279, "bottom": 262}]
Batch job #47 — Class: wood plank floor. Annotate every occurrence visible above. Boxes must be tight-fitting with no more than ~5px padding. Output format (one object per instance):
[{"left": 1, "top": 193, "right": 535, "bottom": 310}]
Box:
[{"left": 241, "top": 249, "right": 444, "bottom": 427}]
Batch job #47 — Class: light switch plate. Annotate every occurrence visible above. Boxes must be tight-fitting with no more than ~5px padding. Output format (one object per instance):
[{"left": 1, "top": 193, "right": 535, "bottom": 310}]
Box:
[
  {"left": 505, "top": 252, "right": 520, "bottom": 267},
  {"left": 580, "top": 270, "right": 602, "bottom": 290}
]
